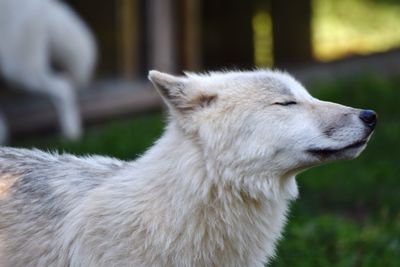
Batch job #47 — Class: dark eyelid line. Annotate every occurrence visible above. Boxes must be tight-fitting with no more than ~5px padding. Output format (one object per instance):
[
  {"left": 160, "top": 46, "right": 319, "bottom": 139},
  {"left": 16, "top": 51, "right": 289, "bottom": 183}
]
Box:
[{"left": 274, "top": 101, "right": 297, "bottom": 106}]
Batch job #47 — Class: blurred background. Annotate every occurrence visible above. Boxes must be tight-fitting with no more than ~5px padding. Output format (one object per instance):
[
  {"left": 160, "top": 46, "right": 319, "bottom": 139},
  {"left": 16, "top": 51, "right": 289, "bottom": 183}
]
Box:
[{"left": 1, "top": 0, "right": 399, "bottom": 266}]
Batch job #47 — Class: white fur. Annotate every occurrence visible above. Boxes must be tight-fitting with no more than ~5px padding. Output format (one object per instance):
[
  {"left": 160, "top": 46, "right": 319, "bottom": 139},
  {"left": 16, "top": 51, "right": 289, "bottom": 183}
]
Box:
[
  {"left": 0, "top": 0, "right": 96, "bottom": 141},
  {"left": 0, "top": 70, "right": 375, "bottom": 266}
]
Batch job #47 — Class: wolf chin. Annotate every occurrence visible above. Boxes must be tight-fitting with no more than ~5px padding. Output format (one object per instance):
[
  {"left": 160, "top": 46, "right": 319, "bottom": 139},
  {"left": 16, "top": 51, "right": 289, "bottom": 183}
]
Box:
[{"left": 0, "top": 70, "right": 376, "bottom": 266}]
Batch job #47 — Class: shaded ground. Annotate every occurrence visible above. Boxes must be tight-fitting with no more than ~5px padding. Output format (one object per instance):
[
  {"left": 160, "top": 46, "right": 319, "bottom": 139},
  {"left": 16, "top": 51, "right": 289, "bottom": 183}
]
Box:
[{"left": 13, "top": 75, "right": 400, "bottom": 267}]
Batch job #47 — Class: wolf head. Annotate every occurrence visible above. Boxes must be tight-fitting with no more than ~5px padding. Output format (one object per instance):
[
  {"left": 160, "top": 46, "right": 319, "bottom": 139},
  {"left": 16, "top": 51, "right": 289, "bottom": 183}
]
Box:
[{"left": 149, "top": 70, "right": 376, "bottom": 180}]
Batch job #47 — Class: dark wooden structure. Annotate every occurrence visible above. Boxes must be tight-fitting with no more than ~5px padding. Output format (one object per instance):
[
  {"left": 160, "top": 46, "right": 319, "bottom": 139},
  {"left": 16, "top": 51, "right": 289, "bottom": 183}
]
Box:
[
  {"left": 201, "top": 0, "right": 254, "bottom": 69},
  {"left": 67, "top": 0, "right": 256, "bottom": 76},
  {"left": 271, "top": 0, "right": 313, "bottom": 67},
  {"left": 67, "top": 0, "right": 203, "bottom": 77},
  {"left": 4, "top": 0, "right": 398, "bottom": 136}
]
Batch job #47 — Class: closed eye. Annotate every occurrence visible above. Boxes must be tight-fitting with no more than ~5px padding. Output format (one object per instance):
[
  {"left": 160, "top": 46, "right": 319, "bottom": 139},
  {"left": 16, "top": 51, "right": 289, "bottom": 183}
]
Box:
[{"left": 274, "top": 101, "right": 297, "bottom": 106}]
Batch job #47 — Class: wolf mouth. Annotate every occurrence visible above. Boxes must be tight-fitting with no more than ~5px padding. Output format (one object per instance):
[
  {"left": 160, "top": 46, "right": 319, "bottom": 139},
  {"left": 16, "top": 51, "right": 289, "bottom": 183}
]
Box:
[{"left": 307, "top": 140, "right": 367, "bottom": 156}]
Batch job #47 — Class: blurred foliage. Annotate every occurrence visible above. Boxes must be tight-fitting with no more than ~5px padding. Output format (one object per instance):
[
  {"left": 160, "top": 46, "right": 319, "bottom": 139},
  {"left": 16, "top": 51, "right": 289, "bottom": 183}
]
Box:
[
  {"left": 313, "top": 0, "right": 400, "bottom": 61},
  {"left": 12, "top": 75, "right": 400, "bottom": 266},
  {"left": 253, "top": 0, "right": 400, "bottom": 66},
  {"left": 252, "top": 10, "right": 274, "bottom": 67}
]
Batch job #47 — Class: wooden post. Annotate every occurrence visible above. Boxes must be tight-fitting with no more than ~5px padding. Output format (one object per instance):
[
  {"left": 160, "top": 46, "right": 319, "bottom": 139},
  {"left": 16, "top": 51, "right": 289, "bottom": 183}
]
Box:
[
  {"left": 116, "top": 0, "right": 140, "bottom": 80},
  {"left": 271, "top": 0, "right": 313, "bottom": 67},
  {"left": 179, "top": 0, "right": 201, "bottom": 71},
  {"left": 201, "top": 0, "right": 254, "bottom": 69},
  {"left": 146, "top": 0, "right": 177, "bottom": 73}
]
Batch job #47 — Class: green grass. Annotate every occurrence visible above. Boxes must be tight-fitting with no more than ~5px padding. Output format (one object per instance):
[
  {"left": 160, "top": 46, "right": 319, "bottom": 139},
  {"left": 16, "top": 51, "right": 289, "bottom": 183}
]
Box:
[
  {"left": 12, "top": 75, "right": 400, "bottom": 266},
  {"left": 13, "top": 113, "right": 165, "bottom": 160}
]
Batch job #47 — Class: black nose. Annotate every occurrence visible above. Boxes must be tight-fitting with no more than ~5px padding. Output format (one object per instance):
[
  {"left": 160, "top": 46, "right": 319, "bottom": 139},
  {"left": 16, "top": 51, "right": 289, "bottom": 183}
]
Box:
[{"left": 359, "top": 109, "right": 377, "bottom": 128}]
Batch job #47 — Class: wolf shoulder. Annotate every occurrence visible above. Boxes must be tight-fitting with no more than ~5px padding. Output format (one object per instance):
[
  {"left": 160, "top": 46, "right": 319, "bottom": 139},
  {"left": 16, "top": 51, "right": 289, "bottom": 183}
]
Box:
[
  {"left": 0, "top": 147, "right": 126, "bottom": 199},
  {"left": 0, "top": 146, "right": 124, "bottom": 172}
]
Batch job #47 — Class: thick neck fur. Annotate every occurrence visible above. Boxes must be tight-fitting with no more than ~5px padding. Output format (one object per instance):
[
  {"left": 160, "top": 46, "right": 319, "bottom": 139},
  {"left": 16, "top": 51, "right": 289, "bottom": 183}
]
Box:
[{"left": 68, "top": 121, "right": 298, "bottom": 267}]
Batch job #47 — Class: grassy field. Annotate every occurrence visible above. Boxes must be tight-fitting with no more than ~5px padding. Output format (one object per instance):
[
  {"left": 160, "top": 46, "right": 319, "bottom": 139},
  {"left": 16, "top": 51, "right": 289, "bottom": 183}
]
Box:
[{"left": 13, "top": 75, "right": 400, "bottom": 266}]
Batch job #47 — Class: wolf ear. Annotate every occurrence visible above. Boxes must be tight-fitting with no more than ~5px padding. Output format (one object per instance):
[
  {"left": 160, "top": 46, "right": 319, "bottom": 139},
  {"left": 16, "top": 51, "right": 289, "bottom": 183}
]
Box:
[{"left": 148, "top": 70, "right": 216, "bottom": 113}]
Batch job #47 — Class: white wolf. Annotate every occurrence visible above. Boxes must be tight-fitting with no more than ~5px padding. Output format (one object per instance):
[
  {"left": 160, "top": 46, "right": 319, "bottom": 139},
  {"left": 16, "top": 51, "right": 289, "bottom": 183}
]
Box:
[
  {"left": 0, "top": 0, "right": 97, "bottom": 141},
  {"left": 0, "top": 70, "right": 376, "bottom": 266}
]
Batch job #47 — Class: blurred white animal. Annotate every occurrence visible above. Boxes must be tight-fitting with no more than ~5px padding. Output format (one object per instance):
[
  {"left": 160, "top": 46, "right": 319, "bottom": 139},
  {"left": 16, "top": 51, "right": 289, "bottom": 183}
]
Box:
[{"left": 0, "top": 0, "right": 97, "bottom": 142}]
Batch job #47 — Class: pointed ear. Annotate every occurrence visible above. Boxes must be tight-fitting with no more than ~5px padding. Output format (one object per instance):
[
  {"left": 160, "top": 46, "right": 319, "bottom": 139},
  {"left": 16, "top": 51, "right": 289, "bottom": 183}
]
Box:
[
  {"left": 148, "top": 70, "right": 217, "bottom": 113},
  {"left": 148, "top": 70, "right": 187, "bottom": 104}
]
